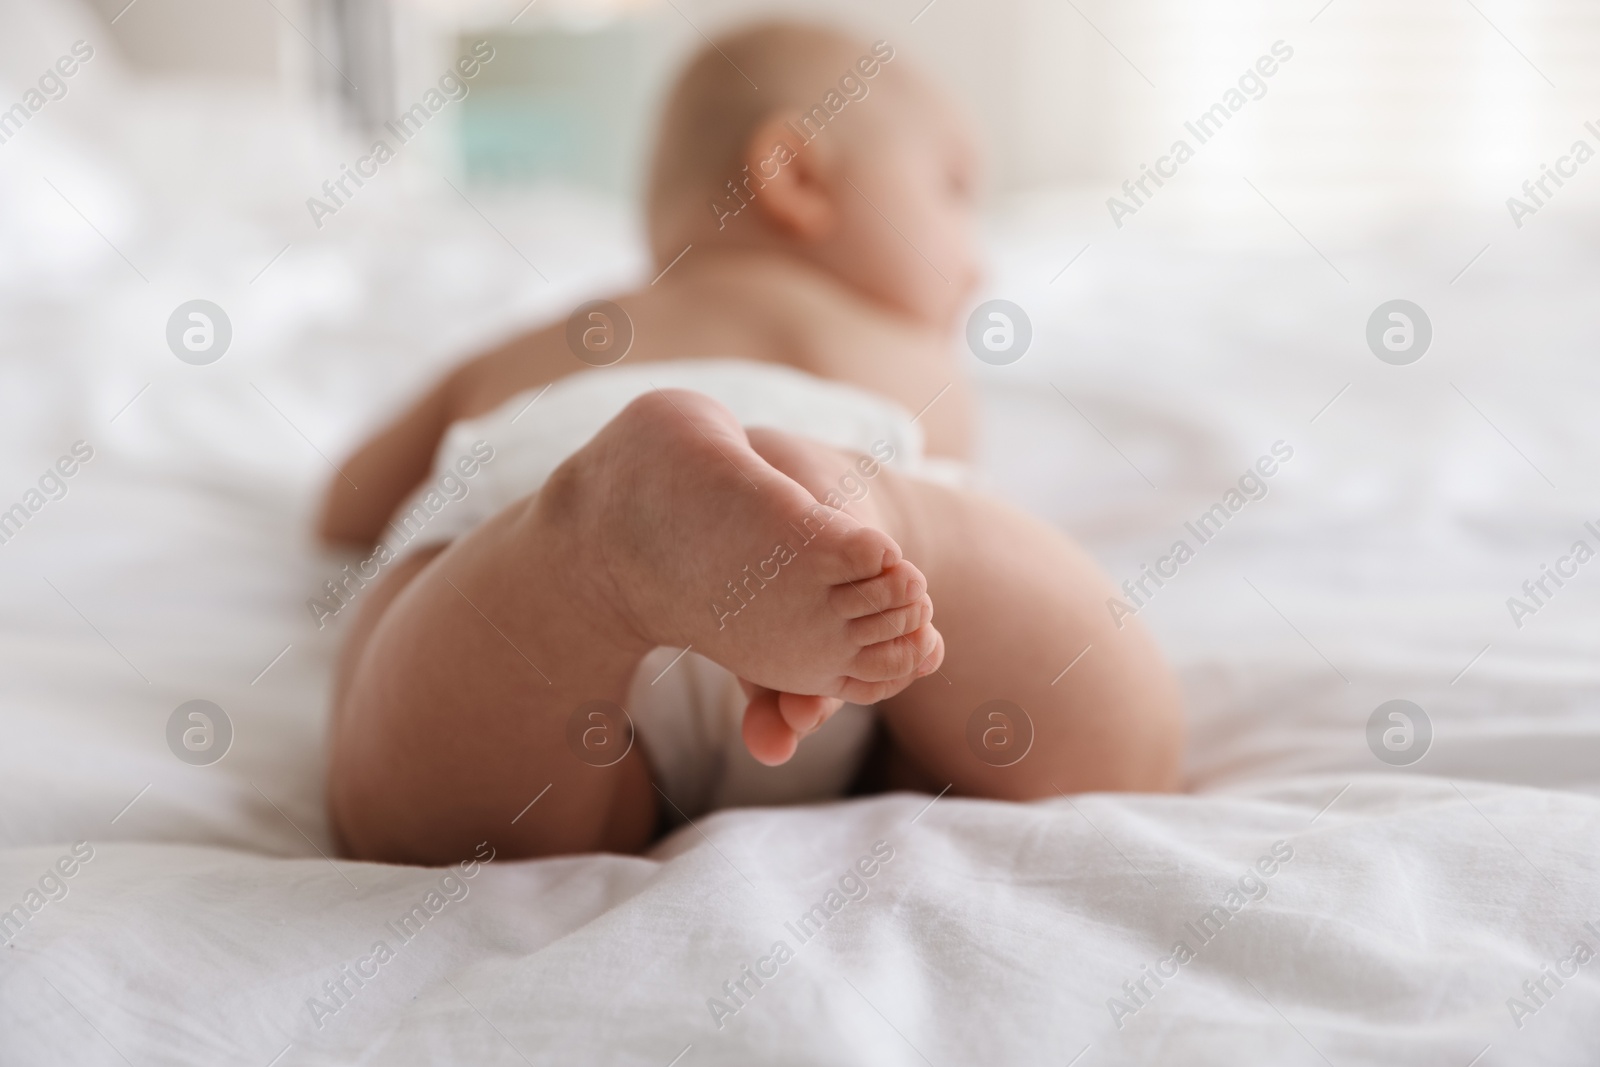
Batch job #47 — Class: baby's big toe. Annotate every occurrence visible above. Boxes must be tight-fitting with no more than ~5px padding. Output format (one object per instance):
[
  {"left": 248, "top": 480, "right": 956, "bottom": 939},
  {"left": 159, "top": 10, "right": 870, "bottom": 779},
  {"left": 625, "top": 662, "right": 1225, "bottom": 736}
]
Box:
[
  {"left": 742, "top": 687, "right": 801, "bottom": 766},
  {"left": 777, "top": 692, "right": 843, "bottom": 735}
]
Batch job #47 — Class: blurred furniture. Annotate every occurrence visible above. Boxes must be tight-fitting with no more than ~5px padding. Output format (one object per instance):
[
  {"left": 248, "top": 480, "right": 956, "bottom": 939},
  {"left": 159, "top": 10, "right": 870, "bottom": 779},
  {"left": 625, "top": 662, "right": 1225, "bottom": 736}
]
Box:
[
  {"left": 398, "top": 0, "right": 673, "bottom": 194},
  {"left": 314, "top": 0, "right": 397, "bottom": 132}
]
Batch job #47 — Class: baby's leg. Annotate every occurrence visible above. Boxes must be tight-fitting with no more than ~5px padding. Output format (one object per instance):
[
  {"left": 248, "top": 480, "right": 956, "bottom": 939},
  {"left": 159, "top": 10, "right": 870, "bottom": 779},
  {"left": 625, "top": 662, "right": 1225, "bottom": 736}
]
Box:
[
  {"left": 748, "top": 434, "right": 1184, "bottom": 799},
  {"left": 879, "top": 479, "right": 1184, "bottom": 797},
  {"left": 327, "top": 390, "right": 940, "bottom": 865}
]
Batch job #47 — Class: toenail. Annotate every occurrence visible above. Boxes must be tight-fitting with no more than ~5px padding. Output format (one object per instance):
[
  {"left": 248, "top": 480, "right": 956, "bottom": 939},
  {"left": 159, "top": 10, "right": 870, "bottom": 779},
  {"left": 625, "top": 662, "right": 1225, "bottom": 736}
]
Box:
[{"left": 906, "top": 579, "right": 923, "bottom": 600}]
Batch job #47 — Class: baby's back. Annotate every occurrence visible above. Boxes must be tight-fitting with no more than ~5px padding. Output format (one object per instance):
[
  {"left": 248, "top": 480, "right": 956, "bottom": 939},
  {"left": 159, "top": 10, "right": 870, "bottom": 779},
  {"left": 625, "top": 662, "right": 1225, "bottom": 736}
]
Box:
[{"left": 450, "top": 250, "right": 974, "bottom": 460}]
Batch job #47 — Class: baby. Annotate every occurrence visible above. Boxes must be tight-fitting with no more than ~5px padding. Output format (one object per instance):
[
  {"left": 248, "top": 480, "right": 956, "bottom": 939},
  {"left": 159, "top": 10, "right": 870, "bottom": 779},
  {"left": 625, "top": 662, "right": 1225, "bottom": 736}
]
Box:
[{"left": 318, "top": 21, "right": 1182, "bottom": 865}]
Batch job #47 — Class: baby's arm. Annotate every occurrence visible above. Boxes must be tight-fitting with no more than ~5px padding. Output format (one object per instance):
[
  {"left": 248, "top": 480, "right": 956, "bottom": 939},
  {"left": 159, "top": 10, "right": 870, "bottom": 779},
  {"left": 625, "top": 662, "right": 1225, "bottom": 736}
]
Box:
[
  {"left": 315, "top": 372, "right": 460, "bottom": 548},
  {"left": 316, "top": 324, "right": 562, "bottom": 547}
]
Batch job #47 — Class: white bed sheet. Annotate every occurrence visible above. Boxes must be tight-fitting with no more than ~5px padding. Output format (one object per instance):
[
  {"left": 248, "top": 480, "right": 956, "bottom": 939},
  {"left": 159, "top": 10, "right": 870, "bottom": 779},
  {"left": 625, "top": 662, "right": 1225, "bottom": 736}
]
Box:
[{"left": 4, "top": 5, "right": 1600, "bottom": 1063}]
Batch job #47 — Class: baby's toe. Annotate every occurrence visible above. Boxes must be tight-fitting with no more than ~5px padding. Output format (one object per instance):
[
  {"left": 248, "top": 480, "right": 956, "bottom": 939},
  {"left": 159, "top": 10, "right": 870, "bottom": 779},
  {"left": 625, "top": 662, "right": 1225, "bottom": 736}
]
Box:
[
  {"left": 830, "top": 560, "right": 925, "bottom": 619},
  {"left": 837, "top": 673, "right": 921, "bottom": 705},
  {"left": 846, "top": 596, "right": 933, "bottom": 646},
  {"left": 848, "top": 623, "right": 942, "bottom": 682},
  {"left": 819, "top": 524, "right": 902, "bottom": 584},
  {"left": 742, "top": 687, "right": 800, "bottom": 766},
  {"left": 777, "top": 692, "right": 843, "bottom": 735}
]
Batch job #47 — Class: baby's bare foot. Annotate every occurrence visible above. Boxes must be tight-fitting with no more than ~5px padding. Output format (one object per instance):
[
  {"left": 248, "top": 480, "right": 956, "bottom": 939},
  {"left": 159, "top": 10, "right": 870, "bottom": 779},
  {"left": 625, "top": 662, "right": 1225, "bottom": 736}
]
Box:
[
  {"left": 735, "top": 426, "right": 944, "bottom": 762},
  {"left": 552, "top": 389, "right": 941, "bottom": 703}
]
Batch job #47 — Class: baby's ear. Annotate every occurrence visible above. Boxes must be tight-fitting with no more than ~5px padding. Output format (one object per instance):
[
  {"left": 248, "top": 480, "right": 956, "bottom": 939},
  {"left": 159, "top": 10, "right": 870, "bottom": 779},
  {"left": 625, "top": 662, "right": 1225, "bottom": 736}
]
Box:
[{"left": 741, "top": 112, "right": 840, "bottom": 242}]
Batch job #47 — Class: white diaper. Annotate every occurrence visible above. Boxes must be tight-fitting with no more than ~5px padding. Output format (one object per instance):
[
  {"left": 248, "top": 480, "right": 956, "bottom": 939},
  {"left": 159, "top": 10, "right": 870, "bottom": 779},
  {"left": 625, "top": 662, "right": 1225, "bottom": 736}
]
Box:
[
  {"left": 396, "top": 358, "right": 950, "bottom": 818},
  {"left": 627, "top": 648, "right": 878, "bottom": 823}
]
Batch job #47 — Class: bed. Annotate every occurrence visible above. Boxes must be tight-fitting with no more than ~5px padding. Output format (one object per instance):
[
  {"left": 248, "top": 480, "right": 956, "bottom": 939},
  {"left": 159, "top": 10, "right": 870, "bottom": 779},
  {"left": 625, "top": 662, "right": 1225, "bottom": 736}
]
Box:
[{"left": 5, "top": 4, "right": 1600, "bottom": 1063}]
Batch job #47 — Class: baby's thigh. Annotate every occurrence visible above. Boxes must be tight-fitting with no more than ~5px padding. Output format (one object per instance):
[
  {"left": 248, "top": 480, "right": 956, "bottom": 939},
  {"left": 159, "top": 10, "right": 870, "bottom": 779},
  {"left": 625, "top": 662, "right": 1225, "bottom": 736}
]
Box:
[
  {"left": 324, "top": 535, "right": 661, "bottom": 862},
  {"left": 873, "top": 483, "right": 1184, "bottom": 799},
  {"left": 329, "top": 545, "right": 445, "bottom": 713}
]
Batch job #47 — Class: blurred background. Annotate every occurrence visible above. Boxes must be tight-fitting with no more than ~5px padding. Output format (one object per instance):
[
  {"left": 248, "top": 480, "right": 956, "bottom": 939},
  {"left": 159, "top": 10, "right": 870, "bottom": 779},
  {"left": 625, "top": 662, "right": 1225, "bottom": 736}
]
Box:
[{"left": 20, "top": 0, "right": 1600, "bottom": 204}]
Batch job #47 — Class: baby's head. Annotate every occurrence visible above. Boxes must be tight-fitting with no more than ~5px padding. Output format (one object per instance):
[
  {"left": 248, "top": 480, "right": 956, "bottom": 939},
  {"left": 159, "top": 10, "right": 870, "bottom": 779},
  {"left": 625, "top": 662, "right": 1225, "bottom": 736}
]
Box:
[{"left": 646, "top": 21, "right": 980, "bottom": 331}]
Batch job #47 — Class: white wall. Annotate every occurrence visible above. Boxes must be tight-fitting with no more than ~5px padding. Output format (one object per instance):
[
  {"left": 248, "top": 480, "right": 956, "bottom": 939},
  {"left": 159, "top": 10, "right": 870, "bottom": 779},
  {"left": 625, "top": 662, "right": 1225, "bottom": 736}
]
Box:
[{"left": 678, "top": 0, "right": 1600, "bottom": 194}]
